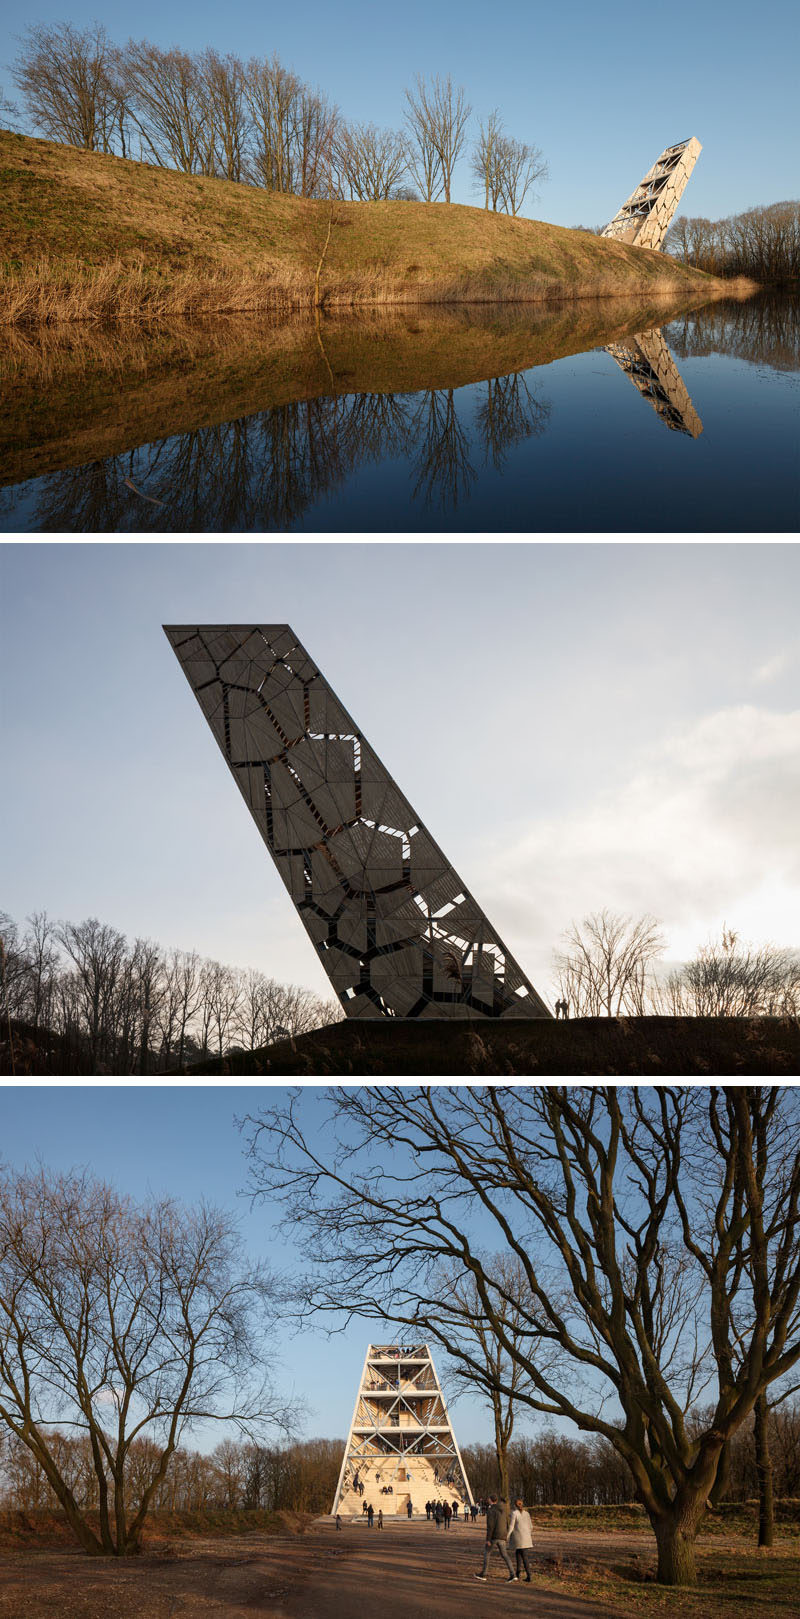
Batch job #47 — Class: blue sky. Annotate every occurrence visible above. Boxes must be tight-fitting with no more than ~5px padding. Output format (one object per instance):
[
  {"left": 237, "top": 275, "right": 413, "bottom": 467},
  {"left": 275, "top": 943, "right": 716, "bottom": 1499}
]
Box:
[
  {"left": 1, "top": 541, "right": 799, "bottom": 1003},
  {"left": 0, "top": 1083, "right": 511, "bottom": 1448},
  {"left": 2, "top": 0, "right": 798, "bottom": 223}
]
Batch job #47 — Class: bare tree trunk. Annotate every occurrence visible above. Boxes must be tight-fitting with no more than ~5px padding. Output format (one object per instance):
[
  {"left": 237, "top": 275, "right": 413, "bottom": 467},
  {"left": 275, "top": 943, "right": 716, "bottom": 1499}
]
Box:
[
  {"left": 754, "top": 1391, "right": 774, "bottom": 1548},
  {"left": 651, "top": 1503, "right": 701, "bottom": 1585}
]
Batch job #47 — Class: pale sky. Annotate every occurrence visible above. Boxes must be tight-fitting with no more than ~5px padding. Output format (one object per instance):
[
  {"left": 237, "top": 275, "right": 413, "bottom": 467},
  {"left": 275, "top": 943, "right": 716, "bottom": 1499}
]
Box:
[{"left": 1, "top": 540, "right": 798, "bottom": 1006}]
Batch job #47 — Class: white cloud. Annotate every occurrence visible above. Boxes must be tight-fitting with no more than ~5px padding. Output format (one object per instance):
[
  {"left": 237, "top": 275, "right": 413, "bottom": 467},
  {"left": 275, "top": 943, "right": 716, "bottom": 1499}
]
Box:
[
  {"left": 485, "top": 705, "right": 800, "bottom": 994},
  {"left": 753, "top": 649, "right": 795, "bottom": 686}
]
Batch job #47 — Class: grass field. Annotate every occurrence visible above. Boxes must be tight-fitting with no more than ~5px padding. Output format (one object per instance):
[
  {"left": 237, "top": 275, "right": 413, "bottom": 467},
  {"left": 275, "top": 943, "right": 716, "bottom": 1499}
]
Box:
[{"left": 0, "top": 129, "right": 743, "bottom": 323}]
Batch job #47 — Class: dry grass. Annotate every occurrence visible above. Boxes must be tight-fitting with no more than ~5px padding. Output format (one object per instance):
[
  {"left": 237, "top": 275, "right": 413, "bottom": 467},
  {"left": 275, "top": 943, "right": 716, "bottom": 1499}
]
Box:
[{"left": 0, "top": 128, "right": 746, "bottom": 325}]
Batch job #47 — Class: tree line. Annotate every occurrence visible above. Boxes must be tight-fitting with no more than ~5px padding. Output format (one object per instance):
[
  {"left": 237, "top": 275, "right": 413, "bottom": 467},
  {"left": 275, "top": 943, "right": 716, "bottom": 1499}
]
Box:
[
  {"left": 461, "top": 1407, "right": 800, "bottom": 1508},
  {"left": 666, "top": 202, "right": 800, "bottom": 283},
  {"left": 0, "top": 909, "right": 340, "bottom": 1074},
  {"left": 5, "top": 1405, "right": 796, "bottom": 1522},
  {"left": 2, "top": 906, "right": 796, "bottom": 1078},
  {"left": 7, "top": 22, "right": 547, "bottom": 215},
  {"left": 554, "top": 910, "right": 800, "bottom": 1018},
  {"left": 0, "top": 1430, "right": 343, "bottom": 1518}
]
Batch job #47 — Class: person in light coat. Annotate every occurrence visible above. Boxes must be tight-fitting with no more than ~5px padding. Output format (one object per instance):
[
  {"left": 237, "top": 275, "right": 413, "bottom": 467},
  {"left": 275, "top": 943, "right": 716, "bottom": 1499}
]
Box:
[{"left": 507, "top": 1498, "right": 534, "bottom": 1582}]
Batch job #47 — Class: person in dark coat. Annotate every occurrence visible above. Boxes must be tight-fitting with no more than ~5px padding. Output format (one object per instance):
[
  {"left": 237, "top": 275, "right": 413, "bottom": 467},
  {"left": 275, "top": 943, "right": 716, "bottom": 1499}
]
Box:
[{"left": 474, "top": 1495, "right": 517, "bottom": 1581}]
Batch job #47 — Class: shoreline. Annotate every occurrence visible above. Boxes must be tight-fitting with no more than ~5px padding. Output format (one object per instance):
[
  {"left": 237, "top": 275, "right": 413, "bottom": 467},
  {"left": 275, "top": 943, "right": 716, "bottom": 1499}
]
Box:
[{"left": 0, "top": 261, "right": 756, "bottom": 328}]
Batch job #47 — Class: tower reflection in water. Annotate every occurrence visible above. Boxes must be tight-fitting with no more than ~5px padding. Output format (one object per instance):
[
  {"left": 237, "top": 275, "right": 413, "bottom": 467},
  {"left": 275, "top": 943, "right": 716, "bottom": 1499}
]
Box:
[{"left": 605, "top": 329, "right": 703, "bottom": 437}]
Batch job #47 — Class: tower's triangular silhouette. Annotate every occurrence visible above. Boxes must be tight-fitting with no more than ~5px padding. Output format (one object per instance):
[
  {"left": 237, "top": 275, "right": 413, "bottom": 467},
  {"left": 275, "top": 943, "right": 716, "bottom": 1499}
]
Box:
[{"left": 332, "top": 1342, "right": 473, "bottom": 1516}]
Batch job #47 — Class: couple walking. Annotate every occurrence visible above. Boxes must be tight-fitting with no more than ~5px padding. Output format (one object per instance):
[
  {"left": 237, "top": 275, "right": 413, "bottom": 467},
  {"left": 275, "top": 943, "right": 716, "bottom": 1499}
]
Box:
[{"left": 474, "top": 1494, "right": 533, "bottom": 1584}]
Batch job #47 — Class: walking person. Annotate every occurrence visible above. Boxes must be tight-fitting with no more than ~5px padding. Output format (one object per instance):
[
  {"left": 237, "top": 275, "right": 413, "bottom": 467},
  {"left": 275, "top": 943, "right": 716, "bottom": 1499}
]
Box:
[
  {"left": 367, "top": 1502, "right": 374, "bottom": 1527},
  {"left": 435, "top": 1502, "right": 443, "bottom": 1527},
  {"left": 507, "top": 1498, "right": 534, "bottom": 1583},
  {"left": 406, "top": 1499, "right": 413, "bottom": 1519},
  {"left": 443, "top": 1501, "right": 451, "bottom": 1529},
  {"left": 474, "top": 1494, "right": 517, "bottom": 1582},
  {"left": 378, "top": 1509, "right": 384, "bottom": 1530}
]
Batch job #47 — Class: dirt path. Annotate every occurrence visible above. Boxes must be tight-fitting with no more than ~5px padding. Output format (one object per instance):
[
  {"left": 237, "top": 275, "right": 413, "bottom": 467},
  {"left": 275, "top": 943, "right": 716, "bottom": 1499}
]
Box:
[{"left": 0, "top": 1519, "right": 640, "bottom": 1619}]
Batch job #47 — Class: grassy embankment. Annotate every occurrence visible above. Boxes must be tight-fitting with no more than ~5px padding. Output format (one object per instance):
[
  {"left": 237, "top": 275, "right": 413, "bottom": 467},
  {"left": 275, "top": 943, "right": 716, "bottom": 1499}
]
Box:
[
  {"left": 7, "top": 1015, "right": 799, "bottom": 1079},
  {"left": 189, "top": 1015, "right": 800, "bottom": 1078},
  {"left": 0, "top": 128, "right": 742, "bottom": 324}
]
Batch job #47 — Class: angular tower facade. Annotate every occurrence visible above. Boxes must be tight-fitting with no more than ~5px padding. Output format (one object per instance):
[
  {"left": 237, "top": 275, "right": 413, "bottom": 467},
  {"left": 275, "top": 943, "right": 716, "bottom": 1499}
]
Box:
[
  {"left": 601, "top": 137, "right": 702, "bottom": 251},
  {"left": 165, "top": 624, "right": 550, "bottom": 1021},
  {"left": 332, "top": 1343, "right": 473, "bottom": 1516}
]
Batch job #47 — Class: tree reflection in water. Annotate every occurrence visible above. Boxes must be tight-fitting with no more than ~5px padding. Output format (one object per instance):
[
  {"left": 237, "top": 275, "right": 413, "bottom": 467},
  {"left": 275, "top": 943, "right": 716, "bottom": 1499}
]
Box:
[
  {"left": 16, "top": 369, "right": 550, "bottom": 531},
  {"left": 475, "top": 372, "right": 550, "bottom": 471},
  {"left": 665, "top": 292, "right": 800, "bottom": 374}
]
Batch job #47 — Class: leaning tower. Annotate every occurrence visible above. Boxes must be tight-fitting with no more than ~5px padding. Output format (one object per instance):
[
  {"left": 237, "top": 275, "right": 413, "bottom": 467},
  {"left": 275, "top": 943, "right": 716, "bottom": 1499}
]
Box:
[{"left": 332, "top": 1343, "right": 474, "bottom": 1516}]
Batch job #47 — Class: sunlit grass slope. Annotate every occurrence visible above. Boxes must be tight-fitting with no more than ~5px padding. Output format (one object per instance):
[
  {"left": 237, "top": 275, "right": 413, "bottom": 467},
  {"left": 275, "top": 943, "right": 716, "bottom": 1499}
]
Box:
[{"left": 0, "top": 129, "right": 733, "bottom": 322}]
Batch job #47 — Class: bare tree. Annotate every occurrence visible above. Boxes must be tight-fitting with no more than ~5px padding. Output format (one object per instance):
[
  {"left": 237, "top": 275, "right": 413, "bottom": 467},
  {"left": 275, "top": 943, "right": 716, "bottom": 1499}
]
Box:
[
  {"left": 472, "top": 109, "right": 503, "bottom": 210},
  {"left": 243, "top": 54, "right": 335, "bottom": 196},
  {"left": 657, "top": 927, "right": 800, "bottom": 1018},
  {"left": 244, "top": 1086, "right": 800, "bottom": 1586},
  {"left": 121, "top": 41, "right": 211, "bottom": 173},
  {"left": 404, "top": 74, "right": 471, "bottom": 204},
  {"left": 333, "top": 120, "right": 407, "bottom": 201},
  {"left": 0, "top": 1165, "right": 288, "bottom": 1554},
  {"left": 493, "top": 134, "right": 547, "bottom": 217},
  {"left": 56, "top": 916, "right": 129, "bottom": 1068},
  {"left": 11, "top": 22, "right": 123, "bottom": 153},
  {"left": 244, "top": 54, "right": 301, "bottom": 192},
  {"left": 554, "top": 908, "right": 665, "bottom": 1016},
  {"left": 201, "top": 959, "right": 244, "bottom": 1059},
  {"left": 199, "top": 48, "right": 247, "bottom": 181},
  {"left": 472, "top": 113, "right": 547, "bottom": 216},
  {"left": 441, "top": 1256, "right": 537, "bottom": 1501}
]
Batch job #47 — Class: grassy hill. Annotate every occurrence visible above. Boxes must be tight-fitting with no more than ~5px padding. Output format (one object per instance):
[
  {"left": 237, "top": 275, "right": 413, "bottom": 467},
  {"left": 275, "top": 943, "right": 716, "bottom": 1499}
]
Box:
[
  {"left": 187, "top": 1016, "right": 800, "bottom": 1077},
  {"left": 0, "top": 129, "right": 737, "bottom": 323}
]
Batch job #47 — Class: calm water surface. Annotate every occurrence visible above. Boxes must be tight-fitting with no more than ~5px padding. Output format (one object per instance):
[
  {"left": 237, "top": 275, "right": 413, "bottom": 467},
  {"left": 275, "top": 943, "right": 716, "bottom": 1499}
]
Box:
[{"left": 1, "top": 293, "right": 797, "bottom": 532}]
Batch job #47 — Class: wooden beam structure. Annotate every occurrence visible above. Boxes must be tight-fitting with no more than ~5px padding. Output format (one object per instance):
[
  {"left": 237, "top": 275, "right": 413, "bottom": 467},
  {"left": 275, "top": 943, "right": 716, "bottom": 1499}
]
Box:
[
  {"left": 602, "top": 138, "right": 702, "bottom": 251},
  {"left": 332, "top": 1343, "right": 474, "bottom": 1517}
]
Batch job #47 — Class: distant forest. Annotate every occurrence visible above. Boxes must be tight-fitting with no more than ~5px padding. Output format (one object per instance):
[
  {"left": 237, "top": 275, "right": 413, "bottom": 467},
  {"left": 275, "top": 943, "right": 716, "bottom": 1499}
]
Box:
[
  {"left": 666, "top": 202, "right": 800, "bottom": 284},
  {"left": 0, "top": 909, "right": 340, "bottom": 1075},
  {"left": 2, "top": 1414, "right": 798, "bottom": 1518}
]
